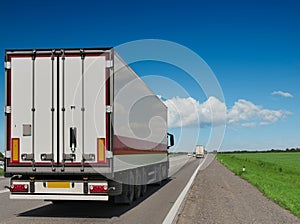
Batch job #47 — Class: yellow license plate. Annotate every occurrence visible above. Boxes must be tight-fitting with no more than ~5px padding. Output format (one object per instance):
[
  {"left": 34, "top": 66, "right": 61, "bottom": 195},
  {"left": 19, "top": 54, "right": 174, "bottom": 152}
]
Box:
[{"left": 47, "top": 182, "right": 70, "bottom": 188}]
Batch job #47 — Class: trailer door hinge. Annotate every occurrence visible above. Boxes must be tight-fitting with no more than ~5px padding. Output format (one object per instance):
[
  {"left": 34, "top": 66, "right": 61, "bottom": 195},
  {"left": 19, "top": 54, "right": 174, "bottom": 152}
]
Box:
[
  {"left": 5, "top": 151, "right": 11, "bottom": 158},
  {"left": 4, "top": 62, "right": 11, "bottom": 70},
  {"left": 106, "top": 105, "right": 113, "bottom": 113},
  {"left": 106, "top": 151, "right": 113, "bottom": 159},
  {"left": 106, "top": 60, "right": 113, "bottom": 68},
  {"left": 4, "top": 106, "right": 11, "bottom": 114}
]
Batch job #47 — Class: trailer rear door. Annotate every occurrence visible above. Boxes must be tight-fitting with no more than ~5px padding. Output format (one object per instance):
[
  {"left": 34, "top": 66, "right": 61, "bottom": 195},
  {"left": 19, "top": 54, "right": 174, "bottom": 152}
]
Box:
[{"left": 6, "top": 49, "right": 111, "bottom": 172}]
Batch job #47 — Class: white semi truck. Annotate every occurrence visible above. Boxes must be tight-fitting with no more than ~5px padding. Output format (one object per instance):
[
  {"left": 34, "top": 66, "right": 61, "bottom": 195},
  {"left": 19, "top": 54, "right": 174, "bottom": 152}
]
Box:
[
  {"left": 4, "top": 48, "right": 174, "bottom": 204},
  {"left": 195, "top": 145, "right": 205, "bottom": 158}
]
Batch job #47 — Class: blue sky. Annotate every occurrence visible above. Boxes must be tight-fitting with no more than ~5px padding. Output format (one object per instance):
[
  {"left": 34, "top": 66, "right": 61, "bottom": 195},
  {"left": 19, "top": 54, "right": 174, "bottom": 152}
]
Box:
[{"left": 0, "top": 0, "right": 299, "bottom": 152}]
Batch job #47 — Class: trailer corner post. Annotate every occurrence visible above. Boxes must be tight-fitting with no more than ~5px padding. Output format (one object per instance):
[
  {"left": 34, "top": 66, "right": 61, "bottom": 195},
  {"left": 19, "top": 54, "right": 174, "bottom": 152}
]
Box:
[
  {"left": 51, "top": 50, "right": 55, "bottom": 172},
  {"left": 31, "top": 50, "right": 36, "bottom": 172},
  {"left": 61, "top": 49, "right": 66, "bottom": 172},
  {"left": 80, "top": 49, "right": 85, "bottom": 172}
]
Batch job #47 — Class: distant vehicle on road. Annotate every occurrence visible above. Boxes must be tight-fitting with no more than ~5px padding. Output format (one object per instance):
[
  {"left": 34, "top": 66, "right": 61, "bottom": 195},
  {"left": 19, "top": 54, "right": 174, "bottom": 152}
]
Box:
[
  {"left": 195, "top": 145, "right": 205, "bottom": 158},
  {"left": 187, "top": 153, "right": 192, "bottom": 156}
]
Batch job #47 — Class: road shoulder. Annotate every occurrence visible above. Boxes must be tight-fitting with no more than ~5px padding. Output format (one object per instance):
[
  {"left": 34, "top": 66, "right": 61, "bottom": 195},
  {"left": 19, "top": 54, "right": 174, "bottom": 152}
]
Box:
[{"left": 177, "top": 158, "right": 300, "bottom": 224}]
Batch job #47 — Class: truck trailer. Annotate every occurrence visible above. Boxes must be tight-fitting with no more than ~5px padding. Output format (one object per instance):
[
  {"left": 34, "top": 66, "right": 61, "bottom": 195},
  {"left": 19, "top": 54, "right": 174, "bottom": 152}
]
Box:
[
  {"left": 4, "top": 48, "right": 174, "bottom": 204},
  {"left": 195, "top": 145, "right": 205, "bottom": 158}
]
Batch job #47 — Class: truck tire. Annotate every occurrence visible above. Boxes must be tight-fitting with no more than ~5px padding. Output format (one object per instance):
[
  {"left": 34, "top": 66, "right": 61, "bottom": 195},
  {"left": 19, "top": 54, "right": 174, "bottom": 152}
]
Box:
[
  {"left": 161, "top": 164, "right": 168, "bottom": 181},
  {"left": 114, "top": 171, "right": 134, "bottom": 205},
  {"left": 154, "top": 166, "right": 162, "bottom": 186},
  {"left": 141, "top": 168, "right": 147, "bottom": 196},
  {"left": 134, "top": 169, "right": 142, "bottom": 200}
]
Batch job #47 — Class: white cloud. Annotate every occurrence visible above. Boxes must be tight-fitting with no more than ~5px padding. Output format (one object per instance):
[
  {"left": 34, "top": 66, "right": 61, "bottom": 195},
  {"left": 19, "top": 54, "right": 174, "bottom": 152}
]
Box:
[
  {"left": 259, "top": 109, "right": 286, "bottom": 124},
  {"left": 164, "top": 96, "right": 226, "bottom": 128},
  {"left": 241, "top": 122, "right": 256, "bottom": 128},
  {"left": 227, "top": 99, "right": 260, "bottom": 125},
  {"left": 227, "top": 99, "right": 291, "bottom": 127},
  {"left": 164, "top": 97, "right": 291, "bottom": 128},
  {"left": 271, "top": 91, "right": 293, "bottom": 98}
]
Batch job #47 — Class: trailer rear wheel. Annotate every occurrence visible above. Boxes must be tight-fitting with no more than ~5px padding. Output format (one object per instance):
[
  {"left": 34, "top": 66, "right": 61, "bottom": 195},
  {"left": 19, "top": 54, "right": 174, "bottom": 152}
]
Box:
[
  {"left": 154, "top": 166, "right": 162, "bottom": 186},
  {"left": 114, "top": 171, "right": 134, "bottom": 204},
  {"left": 162, "top": 164, "right": 168, "bottom": 181},
  {"left": 134, "top": 169, "right": 142, "bottom": 200},
  {"left": 125, "top": 182, "right": 134, "bottom": 204},
  {"left": 141, "top": 168, "right": 147, "bottom": 196}
]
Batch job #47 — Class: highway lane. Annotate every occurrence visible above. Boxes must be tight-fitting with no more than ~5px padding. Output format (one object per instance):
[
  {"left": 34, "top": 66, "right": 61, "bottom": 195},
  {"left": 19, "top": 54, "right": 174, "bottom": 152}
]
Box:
[
  {"left": 0, "top": 155, "right": 202, "bottom": 224},
  {"left": 0, "top": 177, "right": 9, "bottom": 193}
]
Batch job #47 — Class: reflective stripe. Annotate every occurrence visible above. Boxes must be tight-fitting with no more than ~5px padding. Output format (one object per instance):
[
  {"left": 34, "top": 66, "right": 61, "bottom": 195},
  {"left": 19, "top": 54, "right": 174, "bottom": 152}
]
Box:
[
  {"left": 97, "top": 138, "right": 106, "bottom": 162},
  {"left": 12, "top": 138, "right": 19, "bottom": 163}
]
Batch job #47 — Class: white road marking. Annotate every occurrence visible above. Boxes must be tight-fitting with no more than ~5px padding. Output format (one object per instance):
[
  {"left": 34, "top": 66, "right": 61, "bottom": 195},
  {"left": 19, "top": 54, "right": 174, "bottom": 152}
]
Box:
[
  {"left": 163, "top": 155, "right": 208, "bottom": 224},
  {"left": 0, "top": 189, "right": 9, "bottom": 194}
]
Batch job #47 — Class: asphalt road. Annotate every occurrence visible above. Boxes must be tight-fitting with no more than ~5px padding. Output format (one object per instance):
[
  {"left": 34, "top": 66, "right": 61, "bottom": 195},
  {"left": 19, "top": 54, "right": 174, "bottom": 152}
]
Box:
[{"left": 0, "top": 155, "right": 201, "bottom": 224}]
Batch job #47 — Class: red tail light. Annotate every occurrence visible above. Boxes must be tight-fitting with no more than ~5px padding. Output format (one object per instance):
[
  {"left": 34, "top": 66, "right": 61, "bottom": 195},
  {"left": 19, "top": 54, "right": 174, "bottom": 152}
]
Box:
[
  {"left": 89, "top": 185, "right": 108, "bottom": 193},
  {"left": 11, "top": 184, "right": 29, "bottom": 193}
]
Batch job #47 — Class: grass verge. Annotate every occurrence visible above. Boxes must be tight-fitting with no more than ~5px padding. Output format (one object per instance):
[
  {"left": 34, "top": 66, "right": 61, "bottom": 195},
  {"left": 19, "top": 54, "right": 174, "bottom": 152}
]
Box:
[
  {"left": 0, "top": 169, "right": 3, "bottom": 176},
  {"left": 216, "top": 152, "right": 300, "bottom": 217}
]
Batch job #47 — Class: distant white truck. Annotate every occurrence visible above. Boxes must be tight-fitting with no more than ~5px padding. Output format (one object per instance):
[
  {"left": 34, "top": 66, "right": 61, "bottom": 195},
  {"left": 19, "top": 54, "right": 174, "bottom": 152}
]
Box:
[{"left": 195, "top": 145, "right": 205, "bottom": 158}]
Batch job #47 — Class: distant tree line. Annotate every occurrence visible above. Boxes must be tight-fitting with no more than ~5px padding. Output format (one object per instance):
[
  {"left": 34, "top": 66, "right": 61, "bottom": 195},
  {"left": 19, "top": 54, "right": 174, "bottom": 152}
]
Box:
[
  {"left": 219, "top": 148, "right": 300, "bottom": 154},
  {"left": 284, "top": 148, "right": 300, "bottom": 152},
  {"left": 169, "top": 152, "right": 187, "bottom": 155}
]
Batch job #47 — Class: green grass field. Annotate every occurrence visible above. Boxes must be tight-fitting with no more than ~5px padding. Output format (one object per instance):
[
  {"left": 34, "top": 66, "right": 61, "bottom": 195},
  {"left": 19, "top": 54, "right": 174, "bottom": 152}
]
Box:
[
  {"left": 0, "top": 169, "right": 3, "bottom": 176},
  {"left": 216, "top": 152, "right": 300, "bottom": 217}
]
